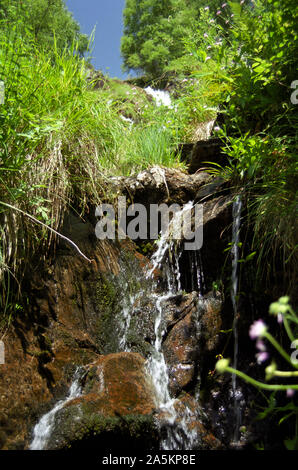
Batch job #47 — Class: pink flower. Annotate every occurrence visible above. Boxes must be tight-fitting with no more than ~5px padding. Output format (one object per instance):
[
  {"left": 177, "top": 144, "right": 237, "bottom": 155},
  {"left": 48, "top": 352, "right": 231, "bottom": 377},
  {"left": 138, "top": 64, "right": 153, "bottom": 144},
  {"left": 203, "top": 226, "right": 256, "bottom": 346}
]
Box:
[
  {"left": 204, "top": 33, "right": 209, "bottom": 38},
  {"left": 205, "top": 56, "right": 211, "bottom": 61},
  {"left": 256, "top": 352, "right": 269, "bottom": 364},
  {"left": 249, "top": 320, "right": 267, "bottom": 340},
  {"left": 277, "top": 313, "right": 283, "bottom": 324},
  {"left": 204, "top": 6, "right": 210, "bottom": 10},
  {"left": 287, "top": 389, "right": 295, "bottom": 398},
  {"left": 256, "top": 339, "right": 266, "bottom": 351},
  {"left": 222, "top": 3, "right": 227, "bottom": 7},
  {"left": 216, "top": 10, "right": 222, "bottom": 15}
]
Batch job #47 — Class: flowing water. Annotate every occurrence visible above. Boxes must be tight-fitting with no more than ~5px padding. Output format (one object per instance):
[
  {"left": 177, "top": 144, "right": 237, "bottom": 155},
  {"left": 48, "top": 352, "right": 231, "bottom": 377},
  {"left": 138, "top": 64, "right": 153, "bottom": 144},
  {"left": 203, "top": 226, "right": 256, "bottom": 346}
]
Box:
[
  {"left": 230, "top": 195, "right": 242, "bottom": 445},
  {"left": 144, "top": 86, "right": 173, "bottom": 108},
  {"left": 145, "top": 202, "right": 202, "bottom": 449},
  {"left": 30, "top": 368, "right": 83, "bottom": 450},
  {"left": 30, "top": 202, "right": 204, "bottom": 450}
]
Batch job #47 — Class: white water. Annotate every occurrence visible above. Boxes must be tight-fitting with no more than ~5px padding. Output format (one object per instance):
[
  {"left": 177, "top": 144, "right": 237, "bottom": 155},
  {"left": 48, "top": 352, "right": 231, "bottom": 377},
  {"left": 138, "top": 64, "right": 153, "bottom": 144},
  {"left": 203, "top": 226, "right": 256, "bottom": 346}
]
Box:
[
  {"left": 119, "top": 292, "right": 139, "bottom": 351},
  {"left": 146, "top": 202, "right": 200, "bottom": 449},
  {"left": 144, "top": 86, "right": 173, "bottom": 108},
  {"left": 230, "top": 195, "right": 242, "bottom": 445},
  {"left": 30, "top": 369, "right": 83, "bottom": 450},
  {"left": 29, "top": 202, "right": 202, "bottom": 450},
  {"left": 120, "top": 115, "right": 134, "bottom": 129}
]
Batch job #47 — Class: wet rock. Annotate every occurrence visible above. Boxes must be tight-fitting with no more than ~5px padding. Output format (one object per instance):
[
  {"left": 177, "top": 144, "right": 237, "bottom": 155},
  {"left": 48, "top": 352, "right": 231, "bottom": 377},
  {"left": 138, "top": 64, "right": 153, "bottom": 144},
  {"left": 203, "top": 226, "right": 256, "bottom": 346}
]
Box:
[
  {"left": 178, "top": 138, "right": 228, "bottom": 174},
  {"left": 160, "top": 291, "right": 223, "bottom": 396},
  {"left": 109, "top": 166, "right": 212, "bottom": 207},
  {"left": 200, "top": 291, "right": 223, "bottom": 352},
  {"left": 156, "top": 393, "right": 223, "bottom": 450},
  {"left": 173, "top": 394, "right": 223, "bottom": 450},
  {"left": 162, "top": 293, "right": 201, "bottom": 396},
  {"left": 45, "top": 352, "right": 159, "bottom": 450}
]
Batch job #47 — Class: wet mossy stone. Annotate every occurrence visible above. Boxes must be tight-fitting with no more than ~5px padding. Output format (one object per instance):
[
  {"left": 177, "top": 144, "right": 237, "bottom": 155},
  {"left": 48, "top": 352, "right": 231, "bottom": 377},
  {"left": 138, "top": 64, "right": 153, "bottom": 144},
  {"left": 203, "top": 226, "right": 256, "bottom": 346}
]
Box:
[
  {"left": 45, "top": 353, "right": 159, "bottom": 450},
  {"left": 47, "top": 406, "right": 159, "bottom": 450}
]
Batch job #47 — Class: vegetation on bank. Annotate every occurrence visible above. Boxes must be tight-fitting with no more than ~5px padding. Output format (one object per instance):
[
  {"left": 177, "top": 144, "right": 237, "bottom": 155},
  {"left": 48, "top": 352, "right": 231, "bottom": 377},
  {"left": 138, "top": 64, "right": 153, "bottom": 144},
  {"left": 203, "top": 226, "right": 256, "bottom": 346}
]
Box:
[
  {"left": 0, "top": 0, "right": 296, "bottom": 321},
  {"left": 0, "top": 0, "right": 297, "bottom": 450}
]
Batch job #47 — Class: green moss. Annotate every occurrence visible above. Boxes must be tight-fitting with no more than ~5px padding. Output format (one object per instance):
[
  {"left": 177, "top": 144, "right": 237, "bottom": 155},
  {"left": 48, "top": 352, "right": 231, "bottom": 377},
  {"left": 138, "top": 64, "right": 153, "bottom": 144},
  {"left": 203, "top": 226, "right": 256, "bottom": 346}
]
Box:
[
  {"left": 50, "top": 402, "right": 159, "bottom": 450},
  {"left": 92, "top": 273, "right": 121, "bottom": 353}
]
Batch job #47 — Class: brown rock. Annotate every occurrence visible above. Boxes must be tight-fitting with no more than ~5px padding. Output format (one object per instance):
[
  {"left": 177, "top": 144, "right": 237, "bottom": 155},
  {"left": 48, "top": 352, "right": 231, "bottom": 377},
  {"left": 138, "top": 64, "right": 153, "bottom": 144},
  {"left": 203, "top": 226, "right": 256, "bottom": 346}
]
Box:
[
  {"left": 75, "top": 352, "right": 156, "bottom": 417},
  {"left": 162, "top": 294, "right": 200, "bottom": 395},
  {"left": 174, "top": 394, "right": 223, "bottom": 450},
  {"left": 44, "top": 352, "right": 159, "bottom": 450},
  {"left": 201, "top": 291, "right": 222, "bottom": 351}
]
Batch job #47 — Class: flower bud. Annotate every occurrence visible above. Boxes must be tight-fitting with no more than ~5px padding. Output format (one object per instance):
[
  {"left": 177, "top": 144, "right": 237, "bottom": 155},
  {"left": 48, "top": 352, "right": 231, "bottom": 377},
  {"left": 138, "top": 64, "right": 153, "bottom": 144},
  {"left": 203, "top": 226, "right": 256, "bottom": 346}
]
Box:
[{"left": 215, "top": 358, "right": 230, "bottom": 374}]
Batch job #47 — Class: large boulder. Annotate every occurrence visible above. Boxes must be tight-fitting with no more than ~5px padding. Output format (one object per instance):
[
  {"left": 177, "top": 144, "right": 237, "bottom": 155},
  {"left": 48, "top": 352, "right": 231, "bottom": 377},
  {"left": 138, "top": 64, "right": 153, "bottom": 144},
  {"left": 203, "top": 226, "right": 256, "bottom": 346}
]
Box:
[{"left": 45, "top": 352, "right": 159, "bottom": 450}]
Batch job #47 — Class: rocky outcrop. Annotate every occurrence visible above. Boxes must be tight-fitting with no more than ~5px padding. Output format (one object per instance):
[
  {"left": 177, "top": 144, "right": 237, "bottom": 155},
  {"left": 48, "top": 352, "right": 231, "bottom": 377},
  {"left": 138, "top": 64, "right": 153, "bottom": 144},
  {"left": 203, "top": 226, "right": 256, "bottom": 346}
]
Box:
[
  {"left": 0, "top": 165, "right": 234, "bottom": 451},
  {"left": 45, "top": 352, "right": 159, "bottom": 450},
  {"left": 178, "top": 137, "right": 228, "bottom": 174},
  {"left": 109, "top": 166, "right": 213, "bottom": 206}
]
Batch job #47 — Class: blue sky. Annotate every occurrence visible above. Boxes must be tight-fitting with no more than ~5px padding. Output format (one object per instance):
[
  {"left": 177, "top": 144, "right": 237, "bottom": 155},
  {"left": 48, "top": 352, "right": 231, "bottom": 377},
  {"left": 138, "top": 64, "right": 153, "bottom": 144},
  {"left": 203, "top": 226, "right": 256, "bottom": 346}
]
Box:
[{"left": 65, "top": 0, "right": 129, "bottom": 79}]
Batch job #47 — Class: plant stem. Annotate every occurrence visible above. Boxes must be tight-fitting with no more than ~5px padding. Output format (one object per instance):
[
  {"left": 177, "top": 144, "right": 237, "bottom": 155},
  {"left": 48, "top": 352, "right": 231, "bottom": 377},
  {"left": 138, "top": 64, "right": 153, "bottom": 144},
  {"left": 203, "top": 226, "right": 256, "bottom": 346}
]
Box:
[
  {"left": 283, "top": 315, "right": 296, "bottom": 344},
  {"left": 264, "top": 331, "right": 298, "bottom": 369},
  {"left": 0, "top": 201, "right": 93, "bottom": 263},
  {"left": 274, "top": 370, "right": 298, "bottom": 378},
  {"left": 225, "top": 366, "right": 298, "bottom": 391}
]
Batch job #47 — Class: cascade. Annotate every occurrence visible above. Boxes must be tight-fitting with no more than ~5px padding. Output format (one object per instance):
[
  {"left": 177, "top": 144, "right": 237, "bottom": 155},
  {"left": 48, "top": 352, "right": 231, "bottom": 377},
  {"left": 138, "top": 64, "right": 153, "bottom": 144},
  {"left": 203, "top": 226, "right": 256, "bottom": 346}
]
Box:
[
  {"left": 230, "top": 195, "right": 242, "bottom": 445},
  {"left": 145, "top": 202, "right": 201, "bottom": 450},
  {"left": 29, "top": 368, "right": 83, "bottom": 450},
  {"left": 29, "top": 201, "right": 205, "bottom": 451},
  {"left": 144, "top": 86, "right": 173, "bottom": 108}
]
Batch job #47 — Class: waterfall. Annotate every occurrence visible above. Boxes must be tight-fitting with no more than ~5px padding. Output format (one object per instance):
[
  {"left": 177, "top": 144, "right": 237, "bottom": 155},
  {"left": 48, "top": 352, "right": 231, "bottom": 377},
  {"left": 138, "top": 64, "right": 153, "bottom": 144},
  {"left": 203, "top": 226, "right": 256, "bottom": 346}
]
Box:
[
  {"left": 146, "top": 202, "right": 200, "bottom": 450},
  {"left": 29, "top": 368, "right": 83, "bottom": 450},
  {"left": 29, "top": 201, "right": 204, "bottom": 451},
  {"left": 230, "top": 195, "right": 242, "bottom": 445},
  {"left": 144, "top": 86, "right": 173, "bottom": 108}
]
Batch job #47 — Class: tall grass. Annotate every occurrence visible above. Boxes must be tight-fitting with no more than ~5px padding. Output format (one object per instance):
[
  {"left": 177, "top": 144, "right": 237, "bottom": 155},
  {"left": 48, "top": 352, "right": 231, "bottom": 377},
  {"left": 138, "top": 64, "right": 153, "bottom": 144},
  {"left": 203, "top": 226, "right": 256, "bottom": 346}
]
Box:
[{"left": 0, "top": 7, "right": 185, "bottom": 325}]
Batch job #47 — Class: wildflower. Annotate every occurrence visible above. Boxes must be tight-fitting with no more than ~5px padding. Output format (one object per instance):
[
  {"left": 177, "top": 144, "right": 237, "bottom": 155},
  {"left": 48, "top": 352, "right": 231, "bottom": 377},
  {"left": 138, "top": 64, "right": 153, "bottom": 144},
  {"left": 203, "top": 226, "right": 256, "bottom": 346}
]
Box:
[
  {"left": 214, "top": 126, "right": 221, "bottom": 132},
  {"left": 277, "top": 313, "right": 283, "bottom": 324},
  {"left": 205, "top": 56, "right": 211, "bottom": 61},
  {"left": 240, "top": 0, "right": 245, "bottom": 4},
  {"left": 216, "top": 10, "right": 222, "bottom": 15},
  {"left": 287, "top": 389, "right": 295, "bottom": 398},
  {"left": 222, "top": 3, "right": 227, "bottom": 7},
  {"left": 225, "top": 20, "right": 229, "bottom": 24},
  {"left": 204, "top": 33, "right": 208, "bottom": 38},
  {"left": 256, "top": 339, "right": 266, "bottom": 351},
  {"left": 249, "top": 319, "right": 267, "bottom": 340},
  {"left": 207, "top": 45, "right": 212, "bottom": 50},
  {"left": 204, "top": 6, "right": 209, "bottom": 10},
  {"left": 256, "top": 351, "right": 269, "bottom": 364}
]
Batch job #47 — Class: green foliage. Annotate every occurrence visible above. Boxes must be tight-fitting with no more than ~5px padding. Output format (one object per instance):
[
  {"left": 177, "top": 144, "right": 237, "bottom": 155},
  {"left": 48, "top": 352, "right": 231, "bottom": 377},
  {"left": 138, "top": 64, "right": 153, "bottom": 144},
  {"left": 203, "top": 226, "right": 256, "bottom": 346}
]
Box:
[
  {"left": 121, "top": 0, "right": 225, "bottom": 78},
  {"left": 182, "top": 1, "right": 298, "bottom": 289},
  {"left": 0, "top": 0, "right": 89, "bottom": 55},
  {"left": 0, "top": 1, "right": 185, "bottom": 322}
]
